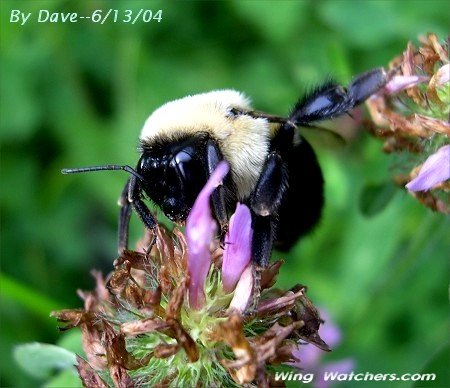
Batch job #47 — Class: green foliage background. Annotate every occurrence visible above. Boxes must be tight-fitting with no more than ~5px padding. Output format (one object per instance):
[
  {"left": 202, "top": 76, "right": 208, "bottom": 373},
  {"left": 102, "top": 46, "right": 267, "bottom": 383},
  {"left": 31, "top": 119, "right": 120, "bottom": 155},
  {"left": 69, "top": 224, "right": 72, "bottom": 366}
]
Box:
[{"left": 0, "top": 0, "right": 448, "bottom": 386}]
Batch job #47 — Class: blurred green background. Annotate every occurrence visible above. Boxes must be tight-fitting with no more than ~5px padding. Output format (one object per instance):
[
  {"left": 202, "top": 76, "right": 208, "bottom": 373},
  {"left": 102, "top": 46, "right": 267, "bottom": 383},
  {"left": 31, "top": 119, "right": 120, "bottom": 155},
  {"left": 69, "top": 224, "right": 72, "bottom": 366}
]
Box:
[{"left": 1, "top": 0, "right": 448, "bottom": 386}]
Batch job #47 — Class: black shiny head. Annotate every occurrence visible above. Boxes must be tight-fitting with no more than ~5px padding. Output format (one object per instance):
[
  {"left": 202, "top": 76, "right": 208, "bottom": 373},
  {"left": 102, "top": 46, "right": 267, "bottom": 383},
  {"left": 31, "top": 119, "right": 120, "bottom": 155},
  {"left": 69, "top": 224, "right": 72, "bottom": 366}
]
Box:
[{"left": 137, "top": 134, "right": 209, "bottom": 222}]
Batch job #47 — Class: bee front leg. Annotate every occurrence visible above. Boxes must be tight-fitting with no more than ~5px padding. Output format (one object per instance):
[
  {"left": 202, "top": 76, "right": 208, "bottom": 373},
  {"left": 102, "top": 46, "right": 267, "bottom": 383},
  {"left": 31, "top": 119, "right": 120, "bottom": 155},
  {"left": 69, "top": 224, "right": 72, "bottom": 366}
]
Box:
[
  {"left": 128, "top": 175, "right": 157, "bottom": 240},
  {"left": 118, "top": 178, "right": 132, "bottom": 253}
]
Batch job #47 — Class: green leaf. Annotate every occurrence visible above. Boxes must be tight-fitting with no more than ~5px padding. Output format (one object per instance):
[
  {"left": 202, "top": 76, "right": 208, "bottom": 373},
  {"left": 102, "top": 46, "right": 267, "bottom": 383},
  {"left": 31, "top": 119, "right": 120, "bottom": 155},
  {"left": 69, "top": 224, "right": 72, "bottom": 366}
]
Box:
[
  {"left": 13, "top": 343, "right": 77, "bottom": 380},
  {"left": 0, "top": 273, "right": 62, "bottom": 320},
  {"left": 359, "top": 181, "right": 397, "bottom": 217}
]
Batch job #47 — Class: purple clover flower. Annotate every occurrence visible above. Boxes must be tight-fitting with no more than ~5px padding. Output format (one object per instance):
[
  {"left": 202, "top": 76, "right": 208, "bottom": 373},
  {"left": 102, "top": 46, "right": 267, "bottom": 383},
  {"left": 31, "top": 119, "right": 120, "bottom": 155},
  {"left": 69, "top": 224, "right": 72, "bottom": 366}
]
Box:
[
  {"left": 228, "top": 264, "right": 253, "bottom": 312},
  {"left": 382, "top": 75, "right": 428, "bottom": 95},
  {"left": 186, "top": 161, "right": 229, "bottom": 309},
  {"left": 406, "top": 144, "right": 450, "bottom": 192},
  {"left": 186, "top": 162, "right": 256, "bottom": 310},
  {"left": 222, "top": 203, "right": 253, "bottom": 293}
]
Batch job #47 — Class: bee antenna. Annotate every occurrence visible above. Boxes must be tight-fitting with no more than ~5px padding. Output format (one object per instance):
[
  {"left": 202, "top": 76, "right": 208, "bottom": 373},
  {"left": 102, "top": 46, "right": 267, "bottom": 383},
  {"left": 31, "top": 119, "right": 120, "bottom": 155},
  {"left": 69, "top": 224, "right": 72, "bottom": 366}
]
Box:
[{"left": 61, "top": 165, "right": 144, "bottom": 181}]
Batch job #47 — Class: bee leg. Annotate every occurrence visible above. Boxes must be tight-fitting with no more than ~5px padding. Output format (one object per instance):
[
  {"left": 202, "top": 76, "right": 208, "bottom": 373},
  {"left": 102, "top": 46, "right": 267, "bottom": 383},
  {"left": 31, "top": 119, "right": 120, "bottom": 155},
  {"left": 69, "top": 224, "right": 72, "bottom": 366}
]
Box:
[
  {"left": 245, "top": 214, "right": 275, "bottom": 313},
  {"left": 348, "top": 67, "right": 387, "bottom": 105},
  {"left": 128, "top": 175, "right": 157, "bottom": 236},
  {"left": 249, "top": 122, "right": 294, "bottom": 268},
  {"left": 246, "top": 124, "right": 294, "bottom": 314},
  {"left": 250, "top": 152, "right": 289, "bottom": 217},
  {"left": 291, "top": 67, "right": 386, "bottom": 125},
  {"left": 118, "top": 178, "right": 132, "bottom": 253},
  {"left": 206, "top": 139, "right": 229, "bottom": 241},
  {"left": 251, "top": 213, "right": 276, "bottom": 268}
]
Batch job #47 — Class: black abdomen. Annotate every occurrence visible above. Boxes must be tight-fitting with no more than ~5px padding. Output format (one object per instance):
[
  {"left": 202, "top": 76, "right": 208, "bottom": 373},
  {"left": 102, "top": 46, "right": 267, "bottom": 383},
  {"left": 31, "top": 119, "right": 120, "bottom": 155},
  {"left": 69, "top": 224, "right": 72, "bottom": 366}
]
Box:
[{"left": 274, "top": 138, "right": 324, "bottom": 251}]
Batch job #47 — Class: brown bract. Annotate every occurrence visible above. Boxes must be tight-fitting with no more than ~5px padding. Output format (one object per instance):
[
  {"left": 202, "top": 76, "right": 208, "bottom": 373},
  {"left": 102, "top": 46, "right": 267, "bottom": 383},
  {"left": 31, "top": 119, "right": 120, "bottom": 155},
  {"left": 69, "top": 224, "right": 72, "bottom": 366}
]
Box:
[
  {"left": 75, "top": 356, "right": 108, "bottom": 388},
  {"left": 213, "top": 312, "right": 303, "bottom": 387}
]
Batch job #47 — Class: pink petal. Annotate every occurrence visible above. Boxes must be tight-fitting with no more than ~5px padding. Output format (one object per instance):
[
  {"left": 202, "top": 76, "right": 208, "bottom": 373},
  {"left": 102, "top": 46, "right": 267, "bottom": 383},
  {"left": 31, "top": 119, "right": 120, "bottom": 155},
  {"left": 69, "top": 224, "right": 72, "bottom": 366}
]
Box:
[
  {"left": 222, "top": 203, "right": 253, "bottom": 292},
  {"left": 228, "top": 265, "right": 253, "bottom": 312},
  {"left": 406, "top": 145, "right": 450, "bottom": 192},
  {"left": 186, "top": 161, "right": 230, "bottom": 309},
  {"left": 382, "top": 75, "right": 428, "bottom": 94}
]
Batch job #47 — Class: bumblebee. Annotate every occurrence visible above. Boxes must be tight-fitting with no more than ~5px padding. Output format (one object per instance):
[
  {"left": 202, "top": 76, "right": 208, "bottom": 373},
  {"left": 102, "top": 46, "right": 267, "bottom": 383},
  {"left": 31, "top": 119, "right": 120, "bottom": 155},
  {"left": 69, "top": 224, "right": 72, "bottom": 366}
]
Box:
[{"left": 63, "top": 67, "right": 386, "bottom": 267}]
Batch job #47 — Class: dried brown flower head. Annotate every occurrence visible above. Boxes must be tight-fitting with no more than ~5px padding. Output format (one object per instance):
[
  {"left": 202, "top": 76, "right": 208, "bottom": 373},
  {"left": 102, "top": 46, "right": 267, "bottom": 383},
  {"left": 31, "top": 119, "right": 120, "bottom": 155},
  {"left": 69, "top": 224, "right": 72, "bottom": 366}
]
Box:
[{"left": 52, "top": 225, "right": 328, "bottom": 387}]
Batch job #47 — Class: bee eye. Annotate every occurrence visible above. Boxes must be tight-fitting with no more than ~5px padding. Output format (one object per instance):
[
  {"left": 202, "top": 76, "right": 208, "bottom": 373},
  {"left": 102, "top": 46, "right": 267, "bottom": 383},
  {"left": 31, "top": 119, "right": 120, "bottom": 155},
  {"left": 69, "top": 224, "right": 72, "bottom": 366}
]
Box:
[
  {"left": 173, "top": 149, "right": 206, "bottom": 202},
  {"left": 174, "top": 150, "right": 197, "bottom": 182}
]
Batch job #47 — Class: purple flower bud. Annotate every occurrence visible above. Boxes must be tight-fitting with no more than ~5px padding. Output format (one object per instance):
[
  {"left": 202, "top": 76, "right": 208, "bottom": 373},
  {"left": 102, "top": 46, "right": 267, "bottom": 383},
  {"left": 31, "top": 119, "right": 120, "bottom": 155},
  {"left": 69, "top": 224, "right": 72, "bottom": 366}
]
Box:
[
  {"left": 406, "top": 145, "right": 450, "bottom": 192},
  {"left": 186, "top": 161, "right": 230, "bottom": 309},
  {"left": 222, "top": 203, "right": 253, "bottom": 293}
]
